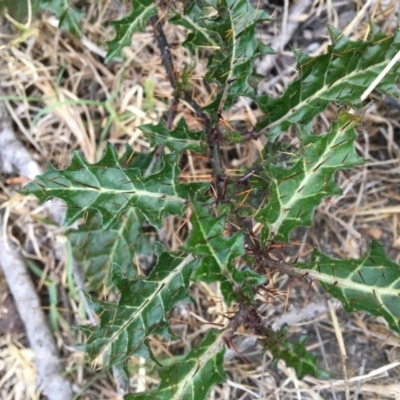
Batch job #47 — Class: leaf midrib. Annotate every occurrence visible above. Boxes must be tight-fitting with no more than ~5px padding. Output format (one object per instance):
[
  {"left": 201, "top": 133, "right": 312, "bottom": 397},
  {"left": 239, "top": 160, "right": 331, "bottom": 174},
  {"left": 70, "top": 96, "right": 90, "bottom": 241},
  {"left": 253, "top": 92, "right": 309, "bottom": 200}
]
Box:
[
  {"left": 170, "top": 331, "right": 224, "bottom": 399},
  {"left": 180, "top": 14, "right": 219, "bottom": 48},
  {"left": 268, "top": 120, "right": 347, "bottom": 239},
  {"left": 98, "top": 254, "right": 194, "bottom": 357},
  {"left": 267, "top": 57, "right": 392, "bottom": 132},
  {"left": 306, "top": 262, "right": 400, "bottom": 298}
]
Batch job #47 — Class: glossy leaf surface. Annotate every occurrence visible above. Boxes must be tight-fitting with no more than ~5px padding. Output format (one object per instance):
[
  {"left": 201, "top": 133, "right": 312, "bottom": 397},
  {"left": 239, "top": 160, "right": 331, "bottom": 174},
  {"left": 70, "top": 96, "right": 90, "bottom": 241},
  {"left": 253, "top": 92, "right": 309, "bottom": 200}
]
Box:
[
  {"left": 295, "top": 241, "right": 400, "bottom": 334},
  {"left": 67, "top": 208, "right": 152, "bottom": 290},
  {"left": 126, "top": 329, "right": 226, "bottom": 400},
  {"left": 141, "top": 119, "right": 207, "bottom": 153},
  {"left": 82, "top": 246, "right": 197, "bottom": 368},
  {"left": 174, "top": 0, "right": 273, "bottom": 111},
  {"left": 257, "top": 25, "right": 400, "bottom": 140},
  {"left": 20, "top": 144, "right": 206, "bottom": 229},
  {"left": 256, "top": 112, "right": 364, "bottom": 243},
  {"left": 185, "top": 203, "right": 265, "bottom": 304}
]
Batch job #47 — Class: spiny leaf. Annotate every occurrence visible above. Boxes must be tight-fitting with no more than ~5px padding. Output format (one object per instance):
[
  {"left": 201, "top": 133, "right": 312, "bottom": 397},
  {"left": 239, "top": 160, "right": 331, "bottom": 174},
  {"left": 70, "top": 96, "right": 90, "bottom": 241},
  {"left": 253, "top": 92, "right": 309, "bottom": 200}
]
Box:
[
  {"left": 169, "top": 1, "right": 219, "bottom": 52},
  {"left": 257, "top": 25, "right": 400, "bottom": 141},
  {"left": 39, "top": 0, "right": 84, "bottom": 37},
  {"left": 67, "top": 147, "right": 158, "bottom": 290},
  {"left": 126, "top": 329, "right": 226, "bottom": 400},
  {"left": 81, "top": 245, "right": 198, "bottom": 369},
  {"left": 141, "top": 119, "right": 207, "bottom": 153},
  {"left": 275, "top": 337, "right": 325, "bottom": 379},
  {"left": 256, "top": 111, "right": 365, "bottom": 243},
  {"left": 105, "top": 0, "right": 157, "bottom": 63},
  {"left": 267, "top": 328, "right": 328, "bottom": 379},
  {"left": 185, "top": 203, "right": 265, "bottom": 305},
  {"left": 118, "top": 145, "right": 164, "bottom": 174},
  {"left": 295, "top": 241, "right": 400, "bottom": 334},
  {"left": 204, "top": 0, "right": 273, "bottom": 108},
  {"left": 67, "top": 208, "right": 152, "bottom": 291},
  {"left": 198, "top": 0, "right": 273, "bottom": 111},
  {"left": 20, "top": 144, "right": 206, "bottom": 229}
]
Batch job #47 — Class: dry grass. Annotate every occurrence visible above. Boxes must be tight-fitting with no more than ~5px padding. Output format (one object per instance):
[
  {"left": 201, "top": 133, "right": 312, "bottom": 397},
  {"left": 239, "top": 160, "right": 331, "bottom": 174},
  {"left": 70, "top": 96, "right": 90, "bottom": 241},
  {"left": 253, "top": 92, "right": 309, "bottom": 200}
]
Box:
[{"left": 1, "top": 0, "right": 400, "bottom": 399}]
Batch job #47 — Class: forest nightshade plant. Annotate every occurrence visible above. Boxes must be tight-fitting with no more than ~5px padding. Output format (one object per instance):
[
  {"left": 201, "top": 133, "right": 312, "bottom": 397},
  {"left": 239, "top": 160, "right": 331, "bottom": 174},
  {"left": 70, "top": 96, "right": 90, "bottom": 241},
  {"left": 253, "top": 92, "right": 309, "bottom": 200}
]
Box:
[{"left": 20, "top": 0, "right": 400, "bottom": 398}]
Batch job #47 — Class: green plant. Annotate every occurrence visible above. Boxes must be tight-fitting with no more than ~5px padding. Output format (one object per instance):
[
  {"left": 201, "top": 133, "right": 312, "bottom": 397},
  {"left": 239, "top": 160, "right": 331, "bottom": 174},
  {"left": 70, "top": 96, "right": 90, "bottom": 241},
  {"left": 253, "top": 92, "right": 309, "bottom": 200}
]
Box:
[{"left": 20, "top": 0, "right": 400, "bottom": 398}]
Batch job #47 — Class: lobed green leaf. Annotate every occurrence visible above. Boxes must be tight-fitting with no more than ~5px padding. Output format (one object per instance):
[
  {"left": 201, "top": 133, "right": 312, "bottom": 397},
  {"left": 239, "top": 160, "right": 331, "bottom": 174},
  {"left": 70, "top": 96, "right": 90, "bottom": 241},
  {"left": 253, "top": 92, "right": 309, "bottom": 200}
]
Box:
[
  {"left": 105, "top": 0, "right": 157, "bottom": 63},
  {"left": 126, "top": 329, "right": 226, "bottom": 400},
  {"left": 20, "top": 144, "right": 206, "bottom": 229},
  {"left": 141, "top": 118, "right": 207, "bottom": 153},
  {"left": 177, "top": 0, "right": 273, "bottom": 111},
  {"left": 256, "top": 111, "right": 365, "bottom": 243},
  {"left": 39, "top": 0, "right": 84, "bottom": 37},
  {"left": 268, "top": 328, "right": 328, "bottom": 379},
  {"left": 81, "top": 245, "right": 198, "bottom": 369},
  {"left": 169, "top": 2, "right": 219, "bottom": 52},
  {"left": 66, "top": 146, "right": 160, "bottom": 289},
  {"left": 295, "top": 241, "right": 400, "bottom": 334},
  {"left": 67, "top": 208, "right": 152, "bottom": 291},
  {"left": 257, "top": 25, "right": 400, "bottom": 141},
  {"left": 185, "top": 203, "right": 265, "bottom": 304}
]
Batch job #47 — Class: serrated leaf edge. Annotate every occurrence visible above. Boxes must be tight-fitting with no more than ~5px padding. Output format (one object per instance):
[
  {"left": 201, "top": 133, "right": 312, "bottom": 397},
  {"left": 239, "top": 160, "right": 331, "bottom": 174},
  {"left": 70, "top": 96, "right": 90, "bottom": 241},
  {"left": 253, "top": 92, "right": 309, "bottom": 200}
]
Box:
[{"left": 87, "top": 254, "right": 194, "bottom": 361}]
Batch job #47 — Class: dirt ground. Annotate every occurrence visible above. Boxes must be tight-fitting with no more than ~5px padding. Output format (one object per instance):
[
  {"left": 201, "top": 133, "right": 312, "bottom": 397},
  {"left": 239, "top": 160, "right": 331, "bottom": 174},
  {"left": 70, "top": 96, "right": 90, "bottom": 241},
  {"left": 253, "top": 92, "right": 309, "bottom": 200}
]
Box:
[{"left": 1, "top": 0, "right": 400, "bottom": 399}]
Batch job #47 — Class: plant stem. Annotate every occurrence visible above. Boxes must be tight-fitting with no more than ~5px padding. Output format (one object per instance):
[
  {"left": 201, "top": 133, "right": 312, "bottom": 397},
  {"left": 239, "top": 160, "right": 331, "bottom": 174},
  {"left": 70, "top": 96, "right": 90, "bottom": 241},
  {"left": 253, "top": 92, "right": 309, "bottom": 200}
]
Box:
[
  {"left": 149, "top": 12, "right": 227, "bottom": 201},
  {"left": 150, "top": 14, "right": 176, "bottom": 89}
]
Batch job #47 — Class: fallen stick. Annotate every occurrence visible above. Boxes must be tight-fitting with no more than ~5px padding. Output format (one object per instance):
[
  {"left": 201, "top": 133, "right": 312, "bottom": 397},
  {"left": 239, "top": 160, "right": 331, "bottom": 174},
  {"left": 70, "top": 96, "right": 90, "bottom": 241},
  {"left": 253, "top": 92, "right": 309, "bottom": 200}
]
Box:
[
  {"left": 0, "top": 99, "right": 73, "bottom": 399},
  {"left": 0, "top": 217, "right": 73, "bottom": 400}
]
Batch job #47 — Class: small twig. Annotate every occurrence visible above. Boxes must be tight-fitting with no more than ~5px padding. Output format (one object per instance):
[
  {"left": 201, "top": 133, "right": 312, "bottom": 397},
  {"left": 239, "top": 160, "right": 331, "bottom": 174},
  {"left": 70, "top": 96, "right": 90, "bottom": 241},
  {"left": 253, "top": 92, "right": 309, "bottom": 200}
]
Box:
[
  {"left": 0, "top": 99, "right": 73, "bottom": 399},
  {"left": 150, "top": 14, "right": 176, "bottom": 89},
  {"left": 240, "top": 129, "right": 264, "bottom": 142},
  {"left": 210, "top": 141, "right": 227, "bottom": 201},
  {"left": 0, "top": 214, "right": 73, "bottom": 400},
  {"left": 149, "top": 13, "right": 205, "bottom": 123},
  {"left": 353, "top": 359, "right": 366, "bottom": 400},
  {"left": 146, "top": 15, "right": 181, "bottom": 179},
  {"left": 237, "top": 165, "right": 263, "bottom": 184},
  {"left": 262, "top": 257, "right": 311, "bottom": 279},
  {"left": 315, "top": 323, "right": 339, "bottom": 400},
  {"left": 328, "top": 298, "right": 350, "bottom": 400}
]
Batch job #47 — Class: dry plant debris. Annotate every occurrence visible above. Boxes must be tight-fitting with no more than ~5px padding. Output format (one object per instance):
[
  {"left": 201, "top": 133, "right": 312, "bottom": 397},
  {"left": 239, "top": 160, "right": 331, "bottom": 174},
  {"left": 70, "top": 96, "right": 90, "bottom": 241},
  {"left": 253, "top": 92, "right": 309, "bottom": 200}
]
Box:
[{"left": 0, "top": 0, "right": 400, "bottom": 399}]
